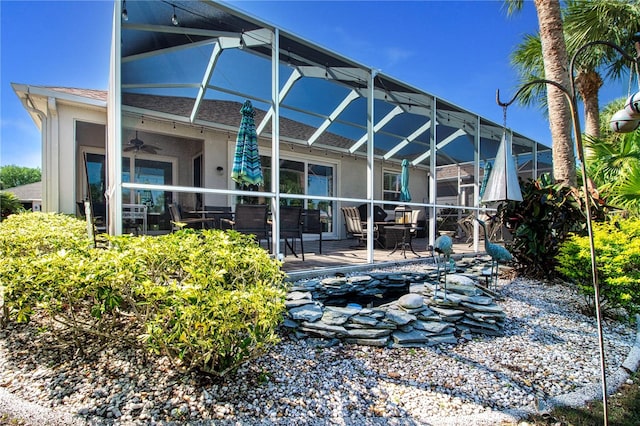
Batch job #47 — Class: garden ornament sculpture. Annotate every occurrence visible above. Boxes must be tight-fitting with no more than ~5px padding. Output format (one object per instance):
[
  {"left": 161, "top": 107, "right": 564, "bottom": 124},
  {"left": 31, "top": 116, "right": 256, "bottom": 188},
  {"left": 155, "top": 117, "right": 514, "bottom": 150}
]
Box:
[
  {"left": 432, "top": 234, "right": 453, "bottom": 300},
  {"left": 495, "top": 34, "right": 640, "bottom": 425},
  {"left": 476, "top": 218, "right": 512, "bottom": 289}
]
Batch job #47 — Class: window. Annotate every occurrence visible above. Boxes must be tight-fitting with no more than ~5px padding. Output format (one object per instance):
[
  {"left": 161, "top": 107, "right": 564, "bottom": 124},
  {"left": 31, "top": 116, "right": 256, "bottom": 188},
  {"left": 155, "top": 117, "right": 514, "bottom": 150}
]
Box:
[
  {"left": 383, "top": 170, "right": 401, "bottom": 209},
  {"left": 83, "top": 151, "right": 175, "bottom": 231}
]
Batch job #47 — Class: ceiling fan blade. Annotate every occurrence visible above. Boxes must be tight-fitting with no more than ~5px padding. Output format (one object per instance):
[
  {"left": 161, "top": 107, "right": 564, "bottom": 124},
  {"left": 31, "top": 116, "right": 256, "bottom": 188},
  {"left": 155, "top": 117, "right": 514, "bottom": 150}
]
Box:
[{"left": 124, "top": 146, "right": 136, "bottom": 152}]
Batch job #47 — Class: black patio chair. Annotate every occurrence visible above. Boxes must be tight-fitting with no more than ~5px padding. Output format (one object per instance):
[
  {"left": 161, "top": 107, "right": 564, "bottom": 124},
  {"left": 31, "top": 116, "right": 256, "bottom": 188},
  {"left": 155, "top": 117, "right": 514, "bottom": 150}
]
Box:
[
  {"left": 233, "top": 204, "right": 270, "bottom": 249},
  {"left": 280, "top": 206, "right": 304, "bottom": 260},
  {"left": 204, "top": 205, "right": 234, "bottom": 230},
  {"left": 302, "top": 209, "right": 323, "bottom": 254}
]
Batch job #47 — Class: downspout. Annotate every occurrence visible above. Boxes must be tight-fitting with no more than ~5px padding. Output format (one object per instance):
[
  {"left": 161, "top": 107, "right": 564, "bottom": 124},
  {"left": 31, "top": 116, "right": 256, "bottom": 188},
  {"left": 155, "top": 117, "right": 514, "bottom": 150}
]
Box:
[{"left": 47, "top": 97, "right": 59, "bottom": 213}]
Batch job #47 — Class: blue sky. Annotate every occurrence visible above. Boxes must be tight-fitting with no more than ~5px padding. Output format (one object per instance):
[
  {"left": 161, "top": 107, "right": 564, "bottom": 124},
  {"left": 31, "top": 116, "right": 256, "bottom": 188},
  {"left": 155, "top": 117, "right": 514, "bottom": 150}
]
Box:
[{"left": 0, "top": 0, "right": 630, "bottom": 169}]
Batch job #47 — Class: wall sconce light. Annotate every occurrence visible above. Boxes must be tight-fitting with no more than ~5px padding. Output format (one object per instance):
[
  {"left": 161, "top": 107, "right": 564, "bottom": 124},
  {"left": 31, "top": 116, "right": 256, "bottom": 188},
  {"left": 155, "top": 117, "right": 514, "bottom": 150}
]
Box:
[{"left": 216, "top": 166, "right": 224, "bottom": 176}]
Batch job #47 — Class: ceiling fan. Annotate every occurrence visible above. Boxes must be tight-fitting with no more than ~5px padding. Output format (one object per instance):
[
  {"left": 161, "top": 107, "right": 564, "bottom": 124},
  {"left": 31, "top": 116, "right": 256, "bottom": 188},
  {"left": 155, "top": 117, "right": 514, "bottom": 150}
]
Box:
[{"left": 124, "top": 131, "right": 160, "bottom": 154}]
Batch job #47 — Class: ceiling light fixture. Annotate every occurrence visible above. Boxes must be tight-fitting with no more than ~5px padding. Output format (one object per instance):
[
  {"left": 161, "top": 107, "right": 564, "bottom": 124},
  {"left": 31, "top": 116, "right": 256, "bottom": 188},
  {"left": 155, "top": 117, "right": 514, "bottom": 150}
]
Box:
[
  {"left": 121, "top": 0, "right": 128, "bottom": 21},
  {"left": 171, "top": 5, "right": 179, "bottom": 26}
]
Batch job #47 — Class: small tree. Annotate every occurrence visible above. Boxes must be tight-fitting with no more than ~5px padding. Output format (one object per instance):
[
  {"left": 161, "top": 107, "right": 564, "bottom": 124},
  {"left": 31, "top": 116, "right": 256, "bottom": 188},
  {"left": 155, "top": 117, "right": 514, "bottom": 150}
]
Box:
[{"left": 0, "top": 165, "right": 41, "bottom": 189}]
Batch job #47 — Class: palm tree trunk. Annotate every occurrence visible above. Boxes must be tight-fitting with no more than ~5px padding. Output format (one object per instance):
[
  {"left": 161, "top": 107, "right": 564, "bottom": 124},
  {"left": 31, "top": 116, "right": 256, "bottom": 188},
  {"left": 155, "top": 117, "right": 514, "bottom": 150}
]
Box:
[
  {"left": 534, "top": 0, "right": 576, "bottom": 187},
  {"left": 576, "top": 70, "right": 603, "bottom": 140}
]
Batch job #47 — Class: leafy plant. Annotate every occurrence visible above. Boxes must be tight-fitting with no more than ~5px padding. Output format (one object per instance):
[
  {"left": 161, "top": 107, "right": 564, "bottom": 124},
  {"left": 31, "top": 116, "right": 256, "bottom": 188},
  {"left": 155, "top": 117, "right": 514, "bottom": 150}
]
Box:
[
  {"left": 585, "top": 130, "right": 640, "bottom": 216},
  {"left": 0, "top": 213, "right": 288, "bottom": 375},
  {"left": 556, "top": 217, "right": 640, "bottom": 317},
  {"left": 497, "top": 173, "right": 606, "bottom": 279},
  {"left": 0, "top": 192, "right": 25, "bottom": 220}
]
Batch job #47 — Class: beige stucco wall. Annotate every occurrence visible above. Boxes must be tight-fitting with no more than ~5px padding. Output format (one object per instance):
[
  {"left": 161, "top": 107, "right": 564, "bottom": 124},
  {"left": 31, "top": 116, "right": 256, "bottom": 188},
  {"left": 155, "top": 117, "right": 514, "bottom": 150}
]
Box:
[
  {"left": 37, "top": 95, "right": 429, "bottom": 239},
  {"left": 54, "top": 101, "right": 106, "bottom": 215}
]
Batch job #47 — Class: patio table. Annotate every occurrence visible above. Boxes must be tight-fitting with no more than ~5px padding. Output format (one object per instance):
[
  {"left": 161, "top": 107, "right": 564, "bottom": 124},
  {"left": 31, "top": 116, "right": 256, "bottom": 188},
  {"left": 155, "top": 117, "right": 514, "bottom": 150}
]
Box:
[{"left": 386, "top": 225, "right": 420, "bottom": 259}]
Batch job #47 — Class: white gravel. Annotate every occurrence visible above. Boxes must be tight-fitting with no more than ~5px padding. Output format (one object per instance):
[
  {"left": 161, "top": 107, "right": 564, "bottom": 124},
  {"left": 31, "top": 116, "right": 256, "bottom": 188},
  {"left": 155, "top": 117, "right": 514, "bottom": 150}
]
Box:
[{"left": 0, "top": 273, "right": 638, "bottom": 425}]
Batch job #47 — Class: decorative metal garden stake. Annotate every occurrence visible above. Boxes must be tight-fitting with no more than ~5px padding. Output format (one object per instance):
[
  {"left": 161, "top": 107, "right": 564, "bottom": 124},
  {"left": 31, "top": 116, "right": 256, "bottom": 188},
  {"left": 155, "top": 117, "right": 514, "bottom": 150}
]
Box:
[{"left": 497, "top": 38, "right": 640, "bottom": 426}]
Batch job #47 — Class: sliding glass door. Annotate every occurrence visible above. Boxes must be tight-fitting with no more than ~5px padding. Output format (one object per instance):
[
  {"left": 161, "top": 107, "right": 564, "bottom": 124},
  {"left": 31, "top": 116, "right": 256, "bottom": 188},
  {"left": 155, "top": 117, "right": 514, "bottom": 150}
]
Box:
[{"left": 261, "top": 156, "right": 335, "bottom": 235}]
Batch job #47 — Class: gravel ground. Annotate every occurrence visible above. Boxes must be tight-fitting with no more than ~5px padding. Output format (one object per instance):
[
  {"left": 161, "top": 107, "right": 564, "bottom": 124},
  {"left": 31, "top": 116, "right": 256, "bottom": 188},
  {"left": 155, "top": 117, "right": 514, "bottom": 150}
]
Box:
[{"left": 0, "top": 272, "right": 638, "bottom": 425}]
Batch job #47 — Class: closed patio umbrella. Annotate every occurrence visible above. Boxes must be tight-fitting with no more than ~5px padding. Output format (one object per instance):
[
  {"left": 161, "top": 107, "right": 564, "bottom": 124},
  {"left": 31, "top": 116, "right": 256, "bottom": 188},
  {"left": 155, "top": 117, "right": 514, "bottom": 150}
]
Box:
[
  {"left": 399, "top": 159, "right": 411, "bottom": 202},
  {"left": 481, "top": 131, "right": 522, "bottom": 203},
  {"left": 479, "top": 161, "right": 492, "bottom": 200},
  {"left": 231, "top": 100, "right": 264, "bottom": 187}
]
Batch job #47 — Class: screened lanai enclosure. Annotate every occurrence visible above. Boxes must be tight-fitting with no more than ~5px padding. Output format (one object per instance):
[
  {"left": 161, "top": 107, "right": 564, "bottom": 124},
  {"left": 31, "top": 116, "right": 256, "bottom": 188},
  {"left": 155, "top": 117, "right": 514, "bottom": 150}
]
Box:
[{"left": 104, "top": 0, "right": 552, "bottom": 266}]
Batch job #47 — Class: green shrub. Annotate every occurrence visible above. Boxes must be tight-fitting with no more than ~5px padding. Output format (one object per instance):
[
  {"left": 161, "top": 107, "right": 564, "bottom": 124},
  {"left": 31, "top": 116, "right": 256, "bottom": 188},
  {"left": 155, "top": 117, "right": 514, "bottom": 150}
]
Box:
[
  {"left": 556, "top": 218, "right": 640, "bottom": 317},
  {"left": 111, "top": 229, "right": 288, "bottom": 375},
  {"left": 0, "top": 211, "right": 92, "bottom": 256},
  {"left": 0, "top": 192, "right": 26, "bottom": 221},
  {"left": 0, "top": 212, "right": 94, "bottom": 324},
  {"left": 0, "top": 214, "right": 287, "bottom": 375}
]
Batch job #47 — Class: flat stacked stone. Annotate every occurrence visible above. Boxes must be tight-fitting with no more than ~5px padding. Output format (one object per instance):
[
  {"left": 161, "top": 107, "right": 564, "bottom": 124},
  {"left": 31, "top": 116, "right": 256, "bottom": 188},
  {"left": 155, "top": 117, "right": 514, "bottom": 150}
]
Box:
[{"left": 283, "top": 267, "right": 508, "bottom": 347}]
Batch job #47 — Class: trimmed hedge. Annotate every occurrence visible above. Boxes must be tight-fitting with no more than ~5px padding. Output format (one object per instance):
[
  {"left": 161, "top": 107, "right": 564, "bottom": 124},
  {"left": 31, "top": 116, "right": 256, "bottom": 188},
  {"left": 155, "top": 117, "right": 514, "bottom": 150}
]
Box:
[{"left": 0, "top": 212, "right": 287, "bottom": 375}]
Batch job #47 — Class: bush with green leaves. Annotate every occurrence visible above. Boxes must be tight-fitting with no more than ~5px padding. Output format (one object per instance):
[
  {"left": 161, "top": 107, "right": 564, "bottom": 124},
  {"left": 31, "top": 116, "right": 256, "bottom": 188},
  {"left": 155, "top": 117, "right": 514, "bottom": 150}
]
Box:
[
  {"left": 0, "top": 212, "right": 94, "bottom": 326},
  {"left": 109, "top": 229, "right": 288, "bottom": 375},
  {"left": 0, "top": 191, "right": 25, "bottom": 220},
  {"left": 498, "top": 173, "right": 607, "bottom": 279},
  {"left": 0, "top": 212, "right": 287, "bottom": 375},
  {"left": 556, "top": 218, "right": 640, "bottom": 317},
  {"left": 497, "top": 174, "right": 583, "bottom": 279}
]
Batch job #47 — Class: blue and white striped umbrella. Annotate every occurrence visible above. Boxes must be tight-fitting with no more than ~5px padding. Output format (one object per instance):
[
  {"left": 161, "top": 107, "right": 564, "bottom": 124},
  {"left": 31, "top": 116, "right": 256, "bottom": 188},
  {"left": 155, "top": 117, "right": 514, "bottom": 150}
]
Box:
[{"left": 231, "top": 100, "right": 264, "bottom": 186}]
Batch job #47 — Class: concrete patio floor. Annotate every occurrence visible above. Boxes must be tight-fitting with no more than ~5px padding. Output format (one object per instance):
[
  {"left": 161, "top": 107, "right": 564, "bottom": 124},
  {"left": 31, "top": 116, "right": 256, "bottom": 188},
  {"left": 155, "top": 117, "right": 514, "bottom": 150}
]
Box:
[{"left": 278, "top": 236, "right": 482, "bottom": 279}]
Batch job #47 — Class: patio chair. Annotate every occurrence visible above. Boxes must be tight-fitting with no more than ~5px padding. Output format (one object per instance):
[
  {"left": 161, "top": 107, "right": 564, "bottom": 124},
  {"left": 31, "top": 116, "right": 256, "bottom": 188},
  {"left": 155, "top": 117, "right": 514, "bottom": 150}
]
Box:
[
  {"left": 204, "top": 205, "right": 234, "bottom": 230},
  {"left": 280, "top": 206, "right": 304, "bottom": 260},
  {"left": 341, "top": 206, "right": 380, "bottom": 248},
  {"left": 233, "top": 204, "right": 270, "bottom": 249},
  {"left": 168, "top": 203, "right": 215, "bottom": 231},
  {"left": 408, "top": 209, "right": 422, "bottom": 243},
  {"left": 302, "top": 209, "right": 323, "bottom": 254},
  {"left": 457, "top": 214, "right": 475, "bottom": 244}
]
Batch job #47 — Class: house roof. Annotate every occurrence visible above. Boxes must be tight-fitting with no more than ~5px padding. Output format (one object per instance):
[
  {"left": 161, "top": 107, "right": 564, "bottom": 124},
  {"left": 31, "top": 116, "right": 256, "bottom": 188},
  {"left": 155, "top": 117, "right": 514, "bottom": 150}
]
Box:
[
  {"left": 44, "top": 87, "right": 108, "bottom": 102},
  {"left": 3, "top": 181, "right": 42, "bottom": 202}
]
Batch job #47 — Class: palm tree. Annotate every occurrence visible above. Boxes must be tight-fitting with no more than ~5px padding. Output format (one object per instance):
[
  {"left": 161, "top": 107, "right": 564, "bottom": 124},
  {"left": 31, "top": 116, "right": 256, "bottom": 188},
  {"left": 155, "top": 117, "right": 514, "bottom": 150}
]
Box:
[
  {"left": 505, "top": 0, "right": 576, "bottom": 187},
  {"left": 586, "top": 98, "right": 640, "bottom": 215},
  {"left": 510, "top": 1, "right": 640, "bottom": 153},
  {"left": 563, "top": 0, "right": 639, "bottom": 138}
]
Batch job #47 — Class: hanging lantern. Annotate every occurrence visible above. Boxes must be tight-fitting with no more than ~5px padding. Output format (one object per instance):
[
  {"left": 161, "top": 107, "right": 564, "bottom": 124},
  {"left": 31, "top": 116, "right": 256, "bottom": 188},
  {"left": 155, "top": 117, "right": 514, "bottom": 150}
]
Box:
[
  {"left": 610, "top": 109, "right": 640, "bottom": 133},
  {"left": 624, "top": 91, "right": 640, "bottom": 118}
]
